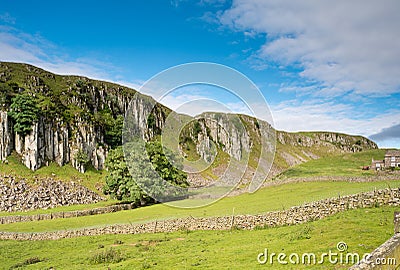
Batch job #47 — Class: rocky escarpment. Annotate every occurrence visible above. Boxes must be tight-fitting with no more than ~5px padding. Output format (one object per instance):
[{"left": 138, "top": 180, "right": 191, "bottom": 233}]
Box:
[
  {"left": 182, "top": 113, "right": 378, "bottom": 183},
  {"left": 0, "top": 62, "right": 167, "bottom": 172},
  {"left": 0, "top": 176, "right": 104, "bottom": 212},
  {"left": 199, "top": 113, "right": 252, "bottom": 161},
  {"left": 274, "top": 131, "right": 378, "bottom": 171},
  {"left": 0, "top": 111, "right": 12, "bottom": 161},
  {"left": 0, "top": 62, "right": 378, "bottom": 176},
  {"left": 180, "top": 113, "right": 274, "bottom": 164},
  {"left": 277, "top": 131, "right": 377, "bottom": 153}
]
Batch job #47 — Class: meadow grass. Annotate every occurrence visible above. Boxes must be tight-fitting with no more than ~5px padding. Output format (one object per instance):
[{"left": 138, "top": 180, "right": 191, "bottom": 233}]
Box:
[
  {"left": 1, "top": 180, "right": 399, "bottom": 233},
  {"left": 279, "top": 149, "right": 386, "bottom": 178},
  {"left": 0, "top": 206, "right": 396, "bottom": 269}
]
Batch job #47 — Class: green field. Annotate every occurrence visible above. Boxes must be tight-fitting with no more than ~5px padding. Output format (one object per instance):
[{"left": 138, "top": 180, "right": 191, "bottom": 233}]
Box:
[
  {"left": 278, "top": 149, "right": 386, "bottom": 179},
  {"left": 1, "top": 180, "right": 399, "bottom": 233},
  {"left": 0, "top": 206, "right": 396, "bottom": 269},
  {"left": 1, "top": 146, "right": 399, "bottom": 269}
]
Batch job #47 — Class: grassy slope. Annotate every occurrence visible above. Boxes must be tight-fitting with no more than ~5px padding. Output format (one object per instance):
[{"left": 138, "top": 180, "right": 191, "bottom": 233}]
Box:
[
  {"left": 278, "top": 149, "right": 386, "bottom": 179},
  {"left": 0, "top": 62, "right": 136, "bottom": 98},
  {"left": 0, "top": 206, "right": 396, "bottom": 269},
  {"left": 1, "top": 180, "right": 399, "bottom": 233}
]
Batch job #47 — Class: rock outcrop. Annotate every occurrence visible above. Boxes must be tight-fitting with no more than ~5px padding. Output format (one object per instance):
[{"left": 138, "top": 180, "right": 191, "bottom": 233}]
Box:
[
  {"left": 277, "top": 131, "right": 377, "bottom": 152},
  {"left": 201, "top": 113, "right": 251, "bottom": 161},
  {"left": 0, "top": 62, "right": 378, "bottom": 175},
  {"left": 0, "top": 62, "right": 166, "bottom": 172},
  {"left": 0, "top": 111, "right": 12, "bottom": 161}
]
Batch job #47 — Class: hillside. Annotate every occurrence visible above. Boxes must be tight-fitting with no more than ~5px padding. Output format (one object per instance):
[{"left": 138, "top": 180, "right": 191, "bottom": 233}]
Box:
[
  {"left": 277, "top": 149, "right": 387, "bottom": 179},
  {"left": 0, "top": 62, "right": 378, "bottom": 194}
]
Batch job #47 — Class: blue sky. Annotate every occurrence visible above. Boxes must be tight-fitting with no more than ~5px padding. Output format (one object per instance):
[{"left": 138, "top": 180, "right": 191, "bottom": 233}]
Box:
[{"left": 0, "top": 0, "right": 399, "bottom": 148}]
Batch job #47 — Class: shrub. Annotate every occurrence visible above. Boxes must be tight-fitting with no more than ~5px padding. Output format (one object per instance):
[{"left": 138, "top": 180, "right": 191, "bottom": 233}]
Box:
[
  {"left": 113, "top": 239, "right": 124, "bottom": 245},
  {"left": 289, "top": 225, "right": 314, "bottom": 241},
  {"left": 74, "top": 149, "right": 89, "bottom": 169},
  {"left": 0, "top": 82, "right": 13, "bottom": 108},
  {"left": 89, "top": 248, "right": 125, "bottom": 264}
]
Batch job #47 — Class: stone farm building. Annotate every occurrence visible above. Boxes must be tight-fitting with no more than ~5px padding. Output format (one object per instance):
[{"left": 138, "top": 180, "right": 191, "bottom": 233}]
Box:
[{"left": 371, "top": 150, "right": 400, "bottom": 170}]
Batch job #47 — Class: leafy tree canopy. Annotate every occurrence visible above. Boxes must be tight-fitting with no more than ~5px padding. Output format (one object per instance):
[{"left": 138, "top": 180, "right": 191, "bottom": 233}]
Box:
[
  {"left": 8, "top": 93, "right": 40, "bottom": 137},
  {"left": 103, "top": 140, "right": 188, "bottom": 204}
]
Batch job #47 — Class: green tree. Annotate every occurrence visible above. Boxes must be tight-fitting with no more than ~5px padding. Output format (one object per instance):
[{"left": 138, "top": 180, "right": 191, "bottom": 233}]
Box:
[
  {"left": 145, "top": 141, "right": 188, "bottom": 187},
  {"left": 0, "top": 83, "right": 13, "bottom": 109},
  {"left": 103, "top": 140, "right": 188, "bottom": 204},
  {"left": 75, "top": 149, "right": 89, "bottom": 171},
  {"left": 105, "top": 115, "right": 123, "bottom": 148},
  {"left": 94, "top": 108, "right": 123, "bottom": 148},
  {"left": 103, "top": 144, "right": 149, "bottom": 204},
  {"left": 8, "top": 93, "right": 40, "bottom": 137}
]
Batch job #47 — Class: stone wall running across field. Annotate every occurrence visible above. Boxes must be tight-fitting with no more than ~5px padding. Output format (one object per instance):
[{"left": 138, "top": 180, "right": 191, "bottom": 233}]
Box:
[
  {"left": 0, "top": 188, "right": 399, "bottom": 241},
  {"left": 0, "top": 203, "right": 134, "bottom": 225}
]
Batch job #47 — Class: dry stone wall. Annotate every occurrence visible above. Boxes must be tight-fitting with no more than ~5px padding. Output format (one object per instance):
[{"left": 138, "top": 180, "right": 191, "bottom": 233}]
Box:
[
  {"left": 266, "top": 173, "right": 400, "bottom": 188},
  {"left": 0, "top": 188, "right": 399, "bottom": 241},
  {"left": 0, "top": 203, "right": 133, "bottom": 224}
]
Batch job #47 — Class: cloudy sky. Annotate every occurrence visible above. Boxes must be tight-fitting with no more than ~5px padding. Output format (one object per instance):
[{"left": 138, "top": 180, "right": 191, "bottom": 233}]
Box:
[{"left": 0, "top": 0, "right": 399, "bottom": 148}]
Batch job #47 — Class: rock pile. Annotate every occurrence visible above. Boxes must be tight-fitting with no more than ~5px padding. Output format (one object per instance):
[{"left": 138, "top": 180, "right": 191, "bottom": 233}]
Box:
[{"left": 0, "top": 176, "right": 104, "bottom": 212}]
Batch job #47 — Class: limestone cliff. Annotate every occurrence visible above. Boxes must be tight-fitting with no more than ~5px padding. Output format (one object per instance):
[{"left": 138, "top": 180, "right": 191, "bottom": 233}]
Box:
[
  {"left": 181, "top": 113, "right": 377, "bottom": 176},
  {"left": 0, "top": 62, "right": 378, "bottom": 176},
  {"left": 0, "top": 62, "right": 166, "bottom": 172},
  {"left": 0, "top": 111, "right": 12, "bottom": 161}
]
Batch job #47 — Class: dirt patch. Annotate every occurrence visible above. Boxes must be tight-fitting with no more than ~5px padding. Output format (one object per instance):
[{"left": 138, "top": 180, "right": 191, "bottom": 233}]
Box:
[
  {"left": 140, "top": 240, "right": 158, "bottom": 247},
  {"left": 175, "top": 237, "right": 185, "bottom": 241}
]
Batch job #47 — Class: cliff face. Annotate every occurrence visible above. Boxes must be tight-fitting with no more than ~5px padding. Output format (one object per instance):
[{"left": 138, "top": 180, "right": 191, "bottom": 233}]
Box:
[
  {"left": 183, "top": 114, "right": 377, "bottom": 164},
  {"left": 0, "top": 62, "right": 166, "bottom": 172},
  {"left": 0, "top": 62, "right": 378, "bottom": 176},
  {"left": 273, "top": 131, "right": 378, "bottom": 172},
  {"left": 0, "top": 111, "right": 12, "bottom": 161},
  {"left": 190, "top": 113, "right": 252, "bottom": 162},
  {"left": 277, "top": 131, "right": 377, "bottom": 152}
]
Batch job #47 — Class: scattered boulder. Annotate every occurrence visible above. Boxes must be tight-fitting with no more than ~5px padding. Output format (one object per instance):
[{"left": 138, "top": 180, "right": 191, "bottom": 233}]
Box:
[{"left": 0, "top": 175, "right": 104, "bottom": 212}]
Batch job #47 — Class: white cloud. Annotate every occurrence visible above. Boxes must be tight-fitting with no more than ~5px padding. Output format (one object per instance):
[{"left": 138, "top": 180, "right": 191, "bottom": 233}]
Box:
[
  {"left": 157, "top": 85, "right": 253, "bottom": 117},
  {"left": 199, "top": 0, "right": 227, "bottom": 6},
  {"left": 271, "top": 100, "right": 400, "bottom": 147},
  {"left": 157, "top": 90, "right": 400, "bottom": 147},
  {"left": 0, "top": 26, "right": 113, "bottom": 80},
  {"left": 219, "top": 0, "right": 400, "bottom": 97},
  {"left": 0, "top": 13, "right": 16, "bottom": 24}
]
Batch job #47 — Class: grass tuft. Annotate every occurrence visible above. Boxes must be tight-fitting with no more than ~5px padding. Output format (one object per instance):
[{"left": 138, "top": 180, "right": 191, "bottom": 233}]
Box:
[
  {"left": 89, "top": 248, "right": 125, "bottom": 264},
  {"left": 10, "top": 257, "right": 43, "bottom": 269}
]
